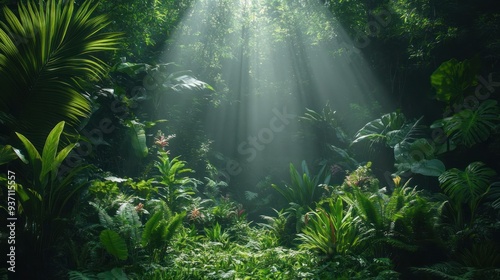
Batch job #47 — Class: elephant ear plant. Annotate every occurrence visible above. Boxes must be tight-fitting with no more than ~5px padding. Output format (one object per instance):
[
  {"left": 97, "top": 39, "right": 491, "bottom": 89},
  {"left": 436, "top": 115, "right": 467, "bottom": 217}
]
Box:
[{"left": 14, "top": 121, "right": 89, "bottom": 276}]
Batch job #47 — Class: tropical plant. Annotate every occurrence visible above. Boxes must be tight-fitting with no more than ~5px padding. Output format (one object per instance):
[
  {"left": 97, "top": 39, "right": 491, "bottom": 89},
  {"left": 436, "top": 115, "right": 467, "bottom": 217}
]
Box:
[
  {"left": 0, "top": 0, "right": 120, "bottom": 149},
  {"left": 341, "top": 162, "right": 380, "bottom": 193},
  {"left": 351, "top": 111, "right": 406, "bottom": 148},
  {"left": 430, "top": 57, "right": 481, "bottom": 105},
  {"left": 439, "top": 161, "right": 497, "bottom": 227},
  {"left": 353, "top": 112, "right": 446, "bottom": 176},
  {"left": 90, "top": 200, "right": 143, "bottom": 261},
  {"left": 271, "top": 160, "right": 331, "bottom": 211},
  {"left": 11, "top": 121, "right": 88, "bottom": 276},
  {"left": 413, "top": 242, "right": 500, "bottom": 279},
  {"left": 204, "top": 222, "right": 230, "bottom": 245},
  {"left": 271, "top": 160, "right": 331, "bottom": 234},
  {"left": 299, "top": 103, "right": 350, "bottom": 148},
  {"left": 155, "top": 150, "right": 200, "bottom": 212},
  {"left": 431, "top": 99, "right": 500, "bottom": 148},
  {"left": 142, "top": 210, "right": 186, "bottom": 261},
  {"left": 259, "top": 209, "right": 290, "bottom": 245},
  {"left": 90, "top": 198, "right": 185, "bottom": 264},
  {"left": 297, "top": 197, "right": 362, "bottom": 257},
  {"left": 0, "top": 144, "right": 25, "bottom": 165},
  {"left": 100, "top": 229, "right": 129, "bottom": 261},
  {"left": 341, "top": 176, "right": 440, "bottom": 259}
]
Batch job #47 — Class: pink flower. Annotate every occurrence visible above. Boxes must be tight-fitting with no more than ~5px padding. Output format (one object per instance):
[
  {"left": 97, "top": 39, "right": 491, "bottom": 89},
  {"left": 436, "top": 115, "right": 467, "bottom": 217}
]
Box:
[{"left": 154, "top": 132, "right": 176, "bottom": 150}]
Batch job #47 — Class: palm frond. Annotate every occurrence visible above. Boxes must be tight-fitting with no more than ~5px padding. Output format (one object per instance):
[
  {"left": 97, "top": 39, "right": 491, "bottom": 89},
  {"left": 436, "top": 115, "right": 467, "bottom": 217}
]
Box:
[{"left": 0, "top": 0, "right": 120, "bottom": 148}]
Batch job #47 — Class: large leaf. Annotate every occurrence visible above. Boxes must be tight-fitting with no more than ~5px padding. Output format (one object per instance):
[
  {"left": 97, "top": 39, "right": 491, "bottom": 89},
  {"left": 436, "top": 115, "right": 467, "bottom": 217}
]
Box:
[
  {"left": 40, "top": 121, "right": 65, "bottom": 181},
  {"left": 394, "top": 138, "right": 445, "bottom": 177},
  {"left": 439, "top": 162, "right": 496, "bottom": 213},
  {"left": 164, "top": 72, "right": 214, "bottom": 92},
  {"left": 125, "top": 120, "right": 148, "bottom": 158},
  {"left": 15, "top": 131, "right": 42, "bottom": 179},
  {"left": 0, "top": 0, "right": 120, "bottom": 149},
  {"left": 99, "top": 229, "right": 128, "bottom": 260},
  {"left": 352, "top": 111, "right": 406, "bottom": 146},
  {"left": 0, "top": 144, "right": 27, "bottom": 165},
  {"left": 430, "top": 57, "right": 480, "bottom": 104},
  {"left": 409, "top": 159, "right": 446, "bottom": 177},
  {"left": 434, "top": 100, "right": 500, "bottom": 147}
]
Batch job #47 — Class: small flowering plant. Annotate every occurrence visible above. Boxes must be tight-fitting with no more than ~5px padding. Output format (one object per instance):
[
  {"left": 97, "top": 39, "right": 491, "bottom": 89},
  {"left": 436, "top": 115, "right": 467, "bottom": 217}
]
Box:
[{"left": 154, "top": 130, "right": 176, "bottom": 152}]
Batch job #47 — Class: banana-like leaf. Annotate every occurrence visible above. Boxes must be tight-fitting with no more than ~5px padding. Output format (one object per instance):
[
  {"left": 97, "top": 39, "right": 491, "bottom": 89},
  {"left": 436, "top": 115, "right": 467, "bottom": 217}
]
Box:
[{"left": 125, "top": 120, "right": 148, "bottom": 158}]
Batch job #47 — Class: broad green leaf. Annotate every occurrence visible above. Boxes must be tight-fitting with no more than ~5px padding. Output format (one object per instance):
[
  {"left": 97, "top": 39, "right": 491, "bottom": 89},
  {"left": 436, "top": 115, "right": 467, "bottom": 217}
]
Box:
[
  {"left": 430, "top": 58, "right": 480, "bottom": 104},
  {"left": 439, "top": 162, "right": 496, "bottom": 210},
  {"left": 0, "top": 145, "right": 26, "bottom": 165},
  {"left": 99, "top": 229, "right": 128, "bottom": 260},
  {"left": 40, "top": 121, "right": 66, "bottom": 181},
  {"left": 15, "top": 132, "right": 42, "bottom": 178},
  {"left": 410, "top": 159, "right": 446, "bottom": 177},
  {"left": 439, "top": 100, "right": 500, "bottom": 147},
  {"left": 126, "top": 120, "right": 148, "bottom": 158}
]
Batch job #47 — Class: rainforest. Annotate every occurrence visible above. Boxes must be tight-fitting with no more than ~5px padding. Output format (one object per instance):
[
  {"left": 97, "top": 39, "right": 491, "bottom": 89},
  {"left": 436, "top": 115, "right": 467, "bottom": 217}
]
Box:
[{"left": 0, "top": 0, "right": 499, "bottom": 279}]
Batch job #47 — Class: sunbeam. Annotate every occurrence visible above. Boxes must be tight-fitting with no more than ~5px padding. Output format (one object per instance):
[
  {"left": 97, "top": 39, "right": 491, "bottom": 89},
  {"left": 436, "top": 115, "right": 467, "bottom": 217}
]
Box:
[{"left": 161, "top": 0, "right": 391, "bottom": 189}]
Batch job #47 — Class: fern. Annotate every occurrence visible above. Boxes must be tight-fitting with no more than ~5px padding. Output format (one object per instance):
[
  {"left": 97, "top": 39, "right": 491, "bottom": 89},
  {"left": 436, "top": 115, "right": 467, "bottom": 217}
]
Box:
[
  {"left": 412, "top": 262, "right": 475, "bottom": 280},
  {"left": 142, "top": 210, "right": 185, "bottom": 249},
  {"left": 142, "top": 211, "right": 164, "bottom": 247},
  {"left": 162, "top": 212, "right": 186, "bottom": 243},
  {"left": 116, "top": 202, "right": 142, "bottom": 244},
  {"left": 89, "top": 202, "right": 114, "bottom": 229}
]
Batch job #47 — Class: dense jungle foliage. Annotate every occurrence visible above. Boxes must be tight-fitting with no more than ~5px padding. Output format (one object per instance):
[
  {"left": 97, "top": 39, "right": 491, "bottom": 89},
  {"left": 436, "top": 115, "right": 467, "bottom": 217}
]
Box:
[{"left": 0, "top": 0, "right": 499, "bottom": 279}]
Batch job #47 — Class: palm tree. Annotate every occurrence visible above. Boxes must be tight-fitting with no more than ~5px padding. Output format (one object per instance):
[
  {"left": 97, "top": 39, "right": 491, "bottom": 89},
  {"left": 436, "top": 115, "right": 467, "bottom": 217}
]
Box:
[{"left": 0, "top": 0, "right": 121, "bottom": 149}]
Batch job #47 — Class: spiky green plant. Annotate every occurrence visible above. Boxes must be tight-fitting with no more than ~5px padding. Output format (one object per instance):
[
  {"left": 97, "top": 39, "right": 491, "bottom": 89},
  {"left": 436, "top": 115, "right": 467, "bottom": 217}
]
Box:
[
  {"left": 297, "top": 197, "right": 362, "bottom": 257},
  {"left": 271, "top": 160, "right": 331, "bottom": 211},
  {"left": 0, "top": 0, "right": 120, "bottom": 148}
]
